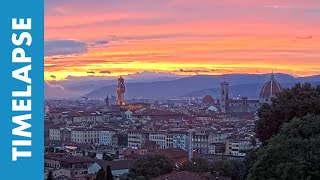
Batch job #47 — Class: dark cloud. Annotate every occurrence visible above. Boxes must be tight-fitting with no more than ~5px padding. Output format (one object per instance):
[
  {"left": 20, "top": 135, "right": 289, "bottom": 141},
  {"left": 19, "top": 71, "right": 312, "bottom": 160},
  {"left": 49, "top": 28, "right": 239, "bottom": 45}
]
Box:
[
  {"left": 179, "top": 69, "right": 215, "bottom": 74},
  {"left": 50, "top": 75, "right": 56, "bottom": 79},
  {"left": 99, "top": 70, "right": 112, "bottom": 74},
  {"left": 94, "top": 40, "right": 109, "bottom": 45},
  {"left": 87, "top": 71, "right": 95, "bottom": 74},
  {"left": 45, "top": 40, "right": 88, "bottom": 56}
]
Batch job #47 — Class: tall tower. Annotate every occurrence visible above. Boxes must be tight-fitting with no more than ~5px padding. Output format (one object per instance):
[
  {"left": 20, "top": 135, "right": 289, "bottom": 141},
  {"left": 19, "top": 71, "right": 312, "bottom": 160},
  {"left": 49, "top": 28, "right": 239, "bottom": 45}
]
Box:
[
  {"left": 117, "top": 76, "right": 125, "bottom": 105},
  {"left": 220, "top": 81, "right": 229, "bottom": 113},
  {"left": 105, "top": 95, "right": 110, "bottom": 107},
  {"left": 188, "top": 128, "right": 193, "bottom": 161}
]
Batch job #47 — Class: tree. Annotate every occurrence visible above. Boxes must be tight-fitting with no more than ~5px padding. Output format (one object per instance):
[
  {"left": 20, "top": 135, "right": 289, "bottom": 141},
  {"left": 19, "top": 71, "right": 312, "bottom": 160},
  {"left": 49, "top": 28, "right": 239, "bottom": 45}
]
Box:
[
  {"left": 135, "top": 176, "right": 147, "bottom": 180},
  {"left": 103, "top": 152, "right": 113, "bottom": 161},
  {"left": 117, "top": 133, "right": 128, "bottom": 146},
  {"left": 247, "top": 115, "right": 320, "bottom": 180},
  {"left": 47, "top": 170, "right": 53, "bottom": 180},
  {"left": 96, "top": 168, "right": 106, "bottom": 180},
  {"left": 243, "top": 149, "right": 259, "bottom": 179},
  {"left": 88, "top": 152, "right": 96, "bottom": 159},
  {"left": 179, "top": 157, "right": 210, "bottom": 173},
  {"left": 128, "top": 155, "right": 174, "bottom": 179},
  {"left": 106, "top": 165, "right": 113, "bottom": 180},
  {"left": 211, "top": 159, "right": 245, "bottom": 180},
  {"left": 256, "top": 83, "right": 320, "bottom": 143}
]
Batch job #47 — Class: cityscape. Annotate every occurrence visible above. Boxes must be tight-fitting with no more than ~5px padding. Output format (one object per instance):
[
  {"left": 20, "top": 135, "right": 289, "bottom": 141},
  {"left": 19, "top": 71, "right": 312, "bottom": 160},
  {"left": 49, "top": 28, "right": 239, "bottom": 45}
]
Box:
[
  {"left": 44, "top": 1, "right": 320, "bottom": 180},
  {"left": 44, "top": 72, "right": 320, "bottom": 180}
]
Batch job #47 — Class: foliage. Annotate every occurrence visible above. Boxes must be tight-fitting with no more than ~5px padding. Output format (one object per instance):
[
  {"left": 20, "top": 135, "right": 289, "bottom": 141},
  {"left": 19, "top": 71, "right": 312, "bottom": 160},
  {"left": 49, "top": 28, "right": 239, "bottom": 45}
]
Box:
[
  {"left": 106, "top": 165, "right": 113, "bottom": 180},
  {"left": 256, "top": 83, "right": 320, "bottom": 143},
  {"left": 211, "top": 159, "right": 245, "bottom": 180},
  {"left": 243, "top": 149, "right": 259, "bottom": 179},
  {"left": 128, "top": 155, "right": 174, "bottom": 179},
  {"left": 88, "top": 152, "right": 96, "bottom": 159},
  {"left": 179, "top": 157, "right": 210, "bottom": 173},
  {"left": 103, "top": 152, "right": 113, "bottom": 161},
  {"left": 117, "top": 133, "right": 128, "bottom": 146},
  {"left": 179, "top": 157, "right": 245, "bottom": 180},
  {"left": 96, "top": 166, "right": 113, "bottom": 180},
  {"left": 135, "top": 176, "right": 147, "bottom": 180},
  {"left": 96, "top": 168, "right": 106, "bottom": 180},
  {"left": 47, "top": 170, "right": 53, "bottom": 180},
  {"left": 247, "top": 115, "right": 320, "bottom": 180}
]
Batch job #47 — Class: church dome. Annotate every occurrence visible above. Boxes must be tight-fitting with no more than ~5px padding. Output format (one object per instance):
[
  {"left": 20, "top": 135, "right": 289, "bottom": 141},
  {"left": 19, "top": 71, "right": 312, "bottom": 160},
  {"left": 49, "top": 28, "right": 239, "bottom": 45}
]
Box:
[
  {"left": 202, "top": 95, "right": 214, "bottom": 104},
  {"left": 260, "top": 74, "right": 283, "bottom": 99}
]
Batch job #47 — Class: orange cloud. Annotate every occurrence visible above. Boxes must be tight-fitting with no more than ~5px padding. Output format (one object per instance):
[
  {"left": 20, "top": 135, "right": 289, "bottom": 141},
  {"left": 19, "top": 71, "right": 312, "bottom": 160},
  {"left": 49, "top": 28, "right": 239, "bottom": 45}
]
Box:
[{"left": 44, "top": 0, "right": 320, "bottom": 80}]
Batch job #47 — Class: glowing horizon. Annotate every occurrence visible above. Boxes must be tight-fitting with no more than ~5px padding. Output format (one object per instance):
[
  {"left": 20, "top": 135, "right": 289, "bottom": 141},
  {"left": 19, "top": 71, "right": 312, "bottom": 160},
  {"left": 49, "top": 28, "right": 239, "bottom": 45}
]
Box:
[{"left": 45, "top": 0, "right": 320, "bottom": 80}]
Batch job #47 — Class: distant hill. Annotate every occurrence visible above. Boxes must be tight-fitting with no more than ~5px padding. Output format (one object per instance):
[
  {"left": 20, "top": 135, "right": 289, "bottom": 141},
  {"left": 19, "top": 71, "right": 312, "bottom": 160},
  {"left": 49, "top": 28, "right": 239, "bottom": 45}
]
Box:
[
  {"left": 45, "top": 71, "right": 181, "bottom": 98},
  {"left": 183, "top": 81, "right": 320, "bottom": 98},
  {"left": 84, "top": 73, "right": 320, "bottom": 99}
]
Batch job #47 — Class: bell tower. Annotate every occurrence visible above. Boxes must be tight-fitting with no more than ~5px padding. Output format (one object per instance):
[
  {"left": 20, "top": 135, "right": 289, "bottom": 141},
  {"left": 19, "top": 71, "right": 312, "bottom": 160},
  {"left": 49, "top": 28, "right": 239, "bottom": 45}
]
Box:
[
  {"left": 117, "top": 76, "right": 125, "bottom": 105},
  {"left": 220, "top": 81, "right": 229, "bottom": 113}
]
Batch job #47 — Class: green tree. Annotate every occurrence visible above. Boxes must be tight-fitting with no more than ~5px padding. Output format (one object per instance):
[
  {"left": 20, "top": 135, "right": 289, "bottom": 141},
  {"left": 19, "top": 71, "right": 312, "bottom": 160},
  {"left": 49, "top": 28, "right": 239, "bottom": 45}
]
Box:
[
  {"left": 129, "top": 155, "right": 174, "bottom": 179},
  {"left": 247, "top": 115, "right": 320, "bottom": 180},
  {"left": 106, "top": 165, "right": 113, "bottom": 180},
  {"left": 211, "top": 159, "right": 245, "bottom": 180},
  {"left": 243, "top": 149, "right": 258, "bottom": 179},
  {"left": 96, "top": 168, "right": 106, "bottom": 180},
  {"left": 179, "top": 157, "right": 210, "bottom": 173},
  {"left": 103, "top": 152, "right": 113, "bottom": 161},
  {"left": 256, "top": 83, "right": 320, "bottom": 143},
  {"left": 88, "top": 152, "right": 96, "bottom": 159},
  {"left": 47, "top": 170, "right": 53, "bottom": 180},
  {"left": 117, "top": 133, "right": 128, "bottom": 146},
  {"left": 135, "top": 176, "right": 147, "bottom": 180}
]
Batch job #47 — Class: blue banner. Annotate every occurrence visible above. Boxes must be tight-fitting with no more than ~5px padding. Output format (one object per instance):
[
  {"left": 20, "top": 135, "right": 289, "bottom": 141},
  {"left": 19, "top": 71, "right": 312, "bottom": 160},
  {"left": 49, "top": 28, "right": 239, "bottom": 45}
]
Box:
[{"left": 0, "top": 0, "right": 44, "bottom": 179}]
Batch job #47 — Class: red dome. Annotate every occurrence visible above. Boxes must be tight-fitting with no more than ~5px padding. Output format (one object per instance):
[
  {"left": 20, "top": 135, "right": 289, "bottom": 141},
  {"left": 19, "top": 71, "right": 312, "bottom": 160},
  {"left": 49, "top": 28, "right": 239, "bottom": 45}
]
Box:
[
  {"left": 202, "top": 95, "right": 214, "bottom": 104},
  {"left": 260, "top": 74, "right": 283, "bottom": 98}
]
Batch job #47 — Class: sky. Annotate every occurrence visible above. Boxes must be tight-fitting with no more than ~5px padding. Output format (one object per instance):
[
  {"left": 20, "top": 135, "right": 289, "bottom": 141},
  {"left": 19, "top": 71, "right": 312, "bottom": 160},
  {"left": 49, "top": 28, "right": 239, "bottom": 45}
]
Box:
[{"left": 45, "top": 0, "right": 320, "bottom": 80}]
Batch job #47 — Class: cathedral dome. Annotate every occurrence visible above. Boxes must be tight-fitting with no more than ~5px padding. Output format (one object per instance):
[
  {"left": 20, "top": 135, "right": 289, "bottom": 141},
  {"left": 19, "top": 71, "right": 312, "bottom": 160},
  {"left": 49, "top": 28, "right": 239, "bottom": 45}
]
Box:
[
  {"left": 202, "top": 95, "right": 214, "bottom": 104},
  {"left": 260, "top": 74, "right": 283, "bottom": 99}
]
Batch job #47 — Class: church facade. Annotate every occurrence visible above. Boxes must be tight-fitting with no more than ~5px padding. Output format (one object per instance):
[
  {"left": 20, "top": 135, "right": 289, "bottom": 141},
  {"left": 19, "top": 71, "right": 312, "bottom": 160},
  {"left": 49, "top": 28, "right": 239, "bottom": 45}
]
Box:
[{"left": 219, "top": 73, "right": 283, "bottom": 113}]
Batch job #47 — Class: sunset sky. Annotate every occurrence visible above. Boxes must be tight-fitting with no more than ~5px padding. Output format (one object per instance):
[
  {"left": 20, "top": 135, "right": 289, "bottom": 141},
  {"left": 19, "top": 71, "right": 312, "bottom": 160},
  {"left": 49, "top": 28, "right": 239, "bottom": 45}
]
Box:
[{"left": 45, "top": 0, "right": 320, "bottom": 80}]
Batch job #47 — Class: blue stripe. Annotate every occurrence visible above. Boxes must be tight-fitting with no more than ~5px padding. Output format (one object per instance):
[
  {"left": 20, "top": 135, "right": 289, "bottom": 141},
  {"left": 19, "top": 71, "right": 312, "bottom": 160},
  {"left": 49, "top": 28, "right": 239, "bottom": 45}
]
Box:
[{"left": 0, "top": 1, "right": 44, "bottom": 179}]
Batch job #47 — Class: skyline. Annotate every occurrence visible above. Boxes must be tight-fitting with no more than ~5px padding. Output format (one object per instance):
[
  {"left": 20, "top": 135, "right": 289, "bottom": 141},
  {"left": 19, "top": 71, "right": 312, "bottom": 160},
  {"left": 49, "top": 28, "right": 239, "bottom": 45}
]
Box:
[{"left": 45, "top": 0, "right": 320, "bottom": 80}]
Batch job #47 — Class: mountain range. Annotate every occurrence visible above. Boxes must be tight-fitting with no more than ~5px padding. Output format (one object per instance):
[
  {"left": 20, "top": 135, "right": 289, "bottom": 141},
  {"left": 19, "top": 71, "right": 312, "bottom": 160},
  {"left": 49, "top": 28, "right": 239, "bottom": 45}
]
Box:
[
  {"left": 82, "top": 73, "right": 320, "bottom": 99},
  {"left": 45, "top": 72, "right": 320, "bottom": 99}
]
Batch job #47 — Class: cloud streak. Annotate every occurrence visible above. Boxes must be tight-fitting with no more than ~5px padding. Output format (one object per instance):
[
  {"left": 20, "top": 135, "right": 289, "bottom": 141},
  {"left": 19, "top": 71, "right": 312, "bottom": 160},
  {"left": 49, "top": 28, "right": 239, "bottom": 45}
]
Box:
[{"left": 45, "top": 40, "right": 87, "bottom": 56}]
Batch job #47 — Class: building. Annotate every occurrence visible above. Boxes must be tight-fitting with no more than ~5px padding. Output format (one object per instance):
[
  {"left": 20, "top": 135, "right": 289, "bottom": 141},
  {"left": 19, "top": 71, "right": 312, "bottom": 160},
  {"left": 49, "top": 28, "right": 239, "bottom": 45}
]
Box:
[
  {"left": 192, "top": 129, "right": 209, "bottom": 154},
  {"left": 49, "top": 128, "right": 61, "bottom": 141},
  {"left": 219, "top": 73, "right": 283, "bottom": 113},
  {"left": 220, "top": 81, "right": 229, "bottom": 113},
  {"left": 259, "top": 73, "right": 283, "bottom": 104},
  {"left": 45, "top": 153, "right": 94, "bottom": 178},
  {"left": 170, "top": 130, "right": 189, "bottom": 151},
  {"left": 127, "top": 129, "right": 149, "bottom": 148},
  {"left": 225, "top": 138, "right": 254, "bottom": 157},
  {"left": 71, "top": 128, "right": 99, "bottom": 144},
  {"left": 99, "top": 129, "right": 116, "bottom": 146},
  {"left": 88, "top": 159, "right": 135, "bottom": 177},
  {"left": 202, "top": 95, "right": 214, "bottom": 105},
  {"left": 149, "top": 131, "right": 167, "bottom": 149},
  {"left": 208, "top": 142, "right": 225, "bottom": 155},
  {"left": 60, "top": 128, "right": 72, "bottom": 143},
  {"left": 117, "top": 76, "right": 125, "bottom": 105}
]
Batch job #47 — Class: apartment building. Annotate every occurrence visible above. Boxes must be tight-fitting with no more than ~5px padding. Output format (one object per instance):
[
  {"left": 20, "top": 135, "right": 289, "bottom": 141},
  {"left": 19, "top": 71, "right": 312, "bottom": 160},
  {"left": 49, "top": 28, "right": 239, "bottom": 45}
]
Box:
[{"left": 127, "top": 129, "right": 149, "bottom": 148}]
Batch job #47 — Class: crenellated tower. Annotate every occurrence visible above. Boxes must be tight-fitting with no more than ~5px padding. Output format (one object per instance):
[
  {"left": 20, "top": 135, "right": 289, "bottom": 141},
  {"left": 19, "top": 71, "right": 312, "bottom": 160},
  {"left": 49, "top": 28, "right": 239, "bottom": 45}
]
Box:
[{"left": 117, "top": 76, "right": 125, "bottom": 105}]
